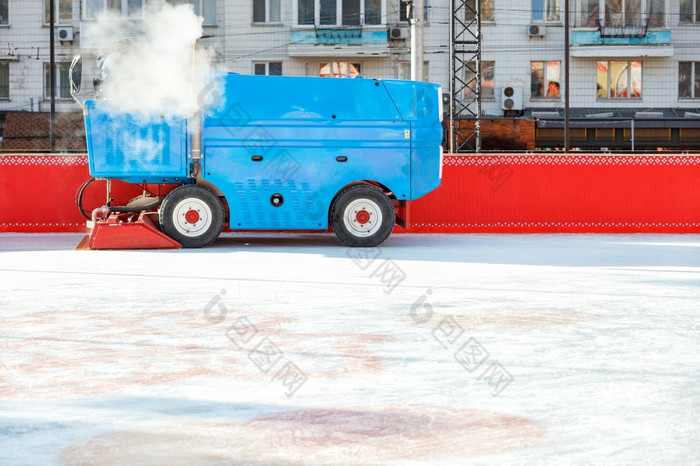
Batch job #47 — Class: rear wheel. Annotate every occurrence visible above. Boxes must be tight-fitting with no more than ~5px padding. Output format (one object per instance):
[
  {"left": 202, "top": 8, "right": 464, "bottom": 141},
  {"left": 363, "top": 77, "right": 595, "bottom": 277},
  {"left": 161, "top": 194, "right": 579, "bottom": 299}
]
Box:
[
  {"left": 330, "top": 184, "right": 395, "bottom": 247},
  {"left": 159, "top": 185, "right": 224, "bottom": 248}
]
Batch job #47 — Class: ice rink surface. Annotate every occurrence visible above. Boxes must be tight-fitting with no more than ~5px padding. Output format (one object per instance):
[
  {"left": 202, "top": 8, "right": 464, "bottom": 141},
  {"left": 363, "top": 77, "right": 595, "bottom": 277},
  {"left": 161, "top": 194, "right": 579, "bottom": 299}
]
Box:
[{"left": 1, "top": 232, "right": 699, "bottom": 465}]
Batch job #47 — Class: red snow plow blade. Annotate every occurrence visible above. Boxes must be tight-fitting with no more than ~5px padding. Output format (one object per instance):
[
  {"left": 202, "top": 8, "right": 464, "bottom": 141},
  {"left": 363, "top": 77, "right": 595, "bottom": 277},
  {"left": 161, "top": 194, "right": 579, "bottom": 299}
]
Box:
[{"left": 78, "top": 211, "right": 181, "bottom": 250}]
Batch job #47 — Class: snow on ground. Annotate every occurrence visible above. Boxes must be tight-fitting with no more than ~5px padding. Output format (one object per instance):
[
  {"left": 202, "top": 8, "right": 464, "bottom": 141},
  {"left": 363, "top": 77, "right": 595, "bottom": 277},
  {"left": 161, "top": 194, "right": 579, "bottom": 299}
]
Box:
[{"left": 0, "top": 232, "right": 698, "bottom": 465}]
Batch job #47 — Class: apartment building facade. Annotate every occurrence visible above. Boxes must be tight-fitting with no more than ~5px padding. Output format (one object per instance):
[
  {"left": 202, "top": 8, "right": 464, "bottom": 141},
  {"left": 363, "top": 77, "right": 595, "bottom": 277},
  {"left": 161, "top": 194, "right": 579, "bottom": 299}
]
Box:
[
  {"left": 0, "top": 1, "right": 699, "bottom": 147},
  {"left": 1, "top": 0, "right": 433, "bottom": 114},
  {"left": 477, "top": 0, "right": 700, "bottom": 113}
]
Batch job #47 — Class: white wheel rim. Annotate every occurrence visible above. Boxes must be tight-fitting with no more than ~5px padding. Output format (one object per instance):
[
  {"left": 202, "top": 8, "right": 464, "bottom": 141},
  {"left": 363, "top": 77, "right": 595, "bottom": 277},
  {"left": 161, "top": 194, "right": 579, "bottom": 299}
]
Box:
[
  {"left": 172, "top": 198, "right": 212, "bottom": 237},
  {"left": 343, "top": 198, "right": 383, "bottom": 237}
]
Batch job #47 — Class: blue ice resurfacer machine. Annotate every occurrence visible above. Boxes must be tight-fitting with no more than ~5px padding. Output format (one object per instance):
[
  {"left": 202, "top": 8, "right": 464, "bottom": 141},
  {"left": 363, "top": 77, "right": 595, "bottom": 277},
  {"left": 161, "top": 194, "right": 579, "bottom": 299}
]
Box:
[{"left": 71, "top": 57, "right": 443, "bottom": 248}]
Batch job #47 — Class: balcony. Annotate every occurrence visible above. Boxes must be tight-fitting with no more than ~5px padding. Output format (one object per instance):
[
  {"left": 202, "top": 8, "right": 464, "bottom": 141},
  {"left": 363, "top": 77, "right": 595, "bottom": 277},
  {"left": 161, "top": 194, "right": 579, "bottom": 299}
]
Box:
[
  {"left": 289, "top": 26, "right": 389, "bottom": 58},
  {"left": 597, "top": 17, "right": 649, "bottom": 38},
  {"left": 571, "top": 20, "right": 672, "bottom": 58}
]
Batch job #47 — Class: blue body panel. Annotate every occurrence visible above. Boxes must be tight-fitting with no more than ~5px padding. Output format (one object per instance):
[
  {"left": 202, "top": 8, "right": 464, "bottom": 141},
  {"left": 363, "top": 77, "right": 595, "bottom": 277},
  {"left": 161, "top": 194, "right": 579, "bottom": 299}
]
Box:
[
  {"left": 83, "top": 73, "right": 443, "bottom": 231},
  {"left": 382, "top": 80, "right": 443, "bottom": 199},
  {"left": 202, "top": 74, "right": 423, "bottom": 230},
  {"left": 84, "top": 100, "right": 188, "bottom": 183}
]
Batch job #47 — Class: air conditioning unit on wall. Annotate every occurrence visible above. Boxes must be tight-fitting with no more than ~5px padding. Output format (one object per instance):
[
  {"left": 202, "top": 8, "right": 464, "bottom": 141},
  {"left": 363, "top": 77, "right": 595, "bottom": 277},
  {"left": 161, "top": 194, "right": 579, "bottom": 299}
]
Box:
[
  {"left": 57, "top": 26, "right": 74, "bottom": 42},
  {"left": 528, "top": 24, "right": 546, "bottom": 37},
  {"left": 388, "top": 25, "right": 409, "bottom": 40},
  {"left": 501, "top": 86, "right": 523, "bottom": 111}
]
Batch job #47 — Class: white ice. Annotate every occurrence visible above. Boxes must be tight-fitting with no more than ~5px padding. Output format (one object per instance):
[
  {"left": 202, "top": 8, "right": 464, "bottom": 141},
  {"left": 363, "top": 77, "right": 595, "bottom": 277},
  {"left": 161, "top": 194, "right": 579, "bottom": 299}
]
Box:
[{"left": 0, "top": 233, "right": 699, "bottom": 465}]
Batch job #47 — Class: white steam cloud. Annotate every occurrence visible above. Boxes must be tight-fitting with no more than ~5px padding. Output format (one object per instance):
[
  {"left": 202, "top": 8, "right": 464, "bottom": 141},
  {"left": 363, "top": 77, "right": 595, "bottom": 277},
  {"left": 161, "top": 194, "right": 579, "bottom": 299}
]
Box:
[{"left": 92, "top": 0, "right": 215, "bottom": 118}]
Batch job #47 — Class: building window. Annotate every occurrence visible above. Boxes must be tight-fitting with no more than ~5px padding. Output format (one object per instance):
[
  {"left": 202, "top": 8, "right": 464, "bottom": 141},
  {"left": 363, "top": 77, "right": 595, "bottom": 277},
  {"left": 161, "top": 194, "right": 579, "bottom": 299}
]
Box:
[
  {"left": 253, "top": 0, "right": 281, "bottom": 22},
  {"left": 46, "top": 0, "right": 73, "bottom": 24},
  {"left": 297, "top": 0, "right": 383, "bottom": 26},
  {"left": 596, "top": 60, "right": 642, "bottom": 99},
  {"left": 399, "top": 61, "right": 429, "bottom": 81},
  {"left": 0, "top": 62, "right": 9, "bottom": 99},
  {"left": 579, "top": 0, "right": 598, "bottom": 25},
  {"left": 465, "top": 61, "right": 494, "bottom": 99},
  {"left": 648, "top": 0, "right": 666, "bottom": 26},
  {"left": 127, "top": 0, "right": 144, "bottom": 16},
  {"left": 44, "top": 63, "right": 72, "bottom": 100},
  {"left": 399, "top": 0, "right": 429, "bottom": 22},
  {"left": 0, "top": 0, "right": 8, "bottom": 25},
  {"left": 579, "top": 0, "right": 664, "bottom": 28},
  {"left": 319, "top": 62, "right": 361, "bottom": 77},
  {"left": 85, "top": 1, "right": 215, "bottom": 24},
  {"left": 606, "top": 0, "right": 640, "bottom": 26},
  {"left": 84, "top": 0, "right": 143, "bottom": 18},
  {"left": 298, "top": 0, "right": 313, "bottom": 24},
  {"left": 169, "top": 0, "right": 216, "bottom": 24},
  {"left": 679, "top": 62, "right": 700, "bottom": 99},
  {"left": 680, "top": 0, "right": 700, "bottom": 23},
  {"left": 465, "top": 0, "right": 494, "bottom": 22},
  {"left": 532, "top": 0, "right": 559, "bottom": 21},
  {"left": 254, "top": 62, "right": 282, "bottom": 75},
  {"left": 531, "top": 61, "right": 560, "bottom": 98}
]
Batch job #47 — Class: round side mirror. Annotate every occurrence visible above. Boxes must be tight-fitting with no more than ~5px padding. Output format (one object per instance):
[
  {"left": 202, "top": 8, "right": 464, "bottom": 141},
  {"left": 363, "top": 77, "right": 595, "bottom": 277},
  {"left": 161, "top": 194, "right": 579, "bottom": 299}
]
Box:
[{"left": 70, "top": 55, "right": 82, "bottom": 94}]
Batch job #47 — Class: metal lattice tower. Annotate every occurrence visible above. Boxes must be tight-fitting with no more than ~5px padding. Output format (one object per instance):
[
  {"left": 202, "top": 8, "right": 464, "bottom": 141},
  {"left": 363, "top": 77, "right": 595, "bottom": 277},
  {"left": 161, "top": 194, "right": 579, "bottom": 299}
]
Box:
[{"left": 449, "top": 0, "right": 481, "bottom": 153}]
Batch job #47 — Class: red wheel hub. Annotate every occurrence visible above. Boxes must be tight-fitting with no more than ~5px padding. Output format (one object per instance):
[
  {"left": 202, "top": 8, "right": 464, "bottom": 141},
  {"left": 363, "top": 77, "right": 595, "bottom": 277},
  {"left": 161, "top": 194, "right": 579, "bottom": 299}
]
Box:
[
  {"left": 185, "top": 209, "right": 200, "bottom": 224},
  {"left": 355, "top": 209, "right": 371, "bottom": 224}
]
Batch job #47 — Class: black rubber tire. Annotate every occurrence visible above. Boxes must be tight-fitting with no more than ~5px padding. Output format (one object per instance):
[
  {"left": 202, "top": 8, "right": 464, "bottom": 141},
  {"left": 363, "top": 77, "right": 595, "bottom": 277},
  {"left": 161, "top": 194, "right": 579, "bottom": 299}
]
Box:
[
  {"left": 330, "top": 184, "right": 395, "bottom": 247},
  {"left": 159, "top": 185, "right": 224, "bottom": 248}
]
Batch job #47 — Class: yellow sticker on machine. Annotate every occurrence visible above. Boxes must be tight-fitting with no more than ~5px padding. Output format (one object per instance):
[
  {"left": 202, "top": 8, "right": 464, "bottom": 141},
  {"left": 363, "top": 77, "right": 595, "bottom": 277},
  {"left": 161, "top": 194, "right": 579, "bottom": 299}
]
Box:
[{"left": 405, "top": 130, "right": 410, "bottom": 139}]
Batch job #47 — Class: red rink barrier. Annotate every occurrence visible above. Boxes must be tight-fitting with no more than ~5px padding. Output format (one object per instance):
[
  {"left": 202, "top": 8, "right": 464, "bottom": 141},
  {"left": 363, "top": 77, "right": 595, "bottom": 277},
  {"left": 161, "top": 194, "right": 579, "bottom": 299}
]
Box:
[
  {"left": 0, "top": 155, "right": 169, "bottom": 233},
  {"left": 410, "top": 154, "right": 700, "bottom": 233},
  {"left": 1, "top": 154, "right": 699, "bottom": 234}
]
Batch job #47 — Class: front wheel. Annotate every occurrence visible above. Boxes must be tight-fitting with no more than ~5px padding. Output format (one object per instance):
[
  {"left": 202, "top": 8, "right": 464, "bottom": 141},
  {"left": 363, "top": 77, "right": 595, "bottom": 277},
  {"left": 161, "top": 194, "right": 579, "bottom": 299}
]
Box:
[
  {"left": 159, "top": 185, "right": 224, "bottom": 248},
  {"left": 330, "top": 184, "right": 395, "bottom": 247}
]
